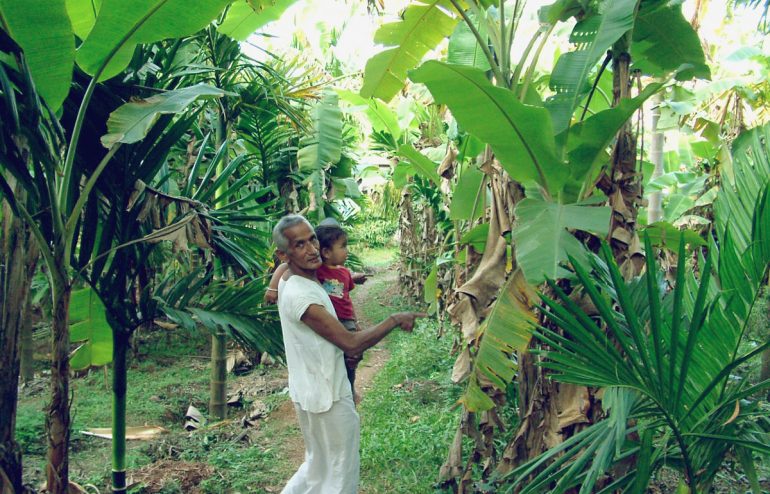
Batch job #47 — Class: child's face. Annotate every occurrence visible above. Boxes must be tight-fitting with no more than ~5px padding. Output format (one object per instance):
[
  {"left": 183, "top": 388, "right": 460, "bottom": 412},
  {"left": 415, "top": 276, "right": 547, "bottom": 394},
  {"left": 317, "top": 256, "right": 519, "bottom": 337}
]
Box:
[{"left": 322, "top": 236, "right": 348, "bottom": 266}]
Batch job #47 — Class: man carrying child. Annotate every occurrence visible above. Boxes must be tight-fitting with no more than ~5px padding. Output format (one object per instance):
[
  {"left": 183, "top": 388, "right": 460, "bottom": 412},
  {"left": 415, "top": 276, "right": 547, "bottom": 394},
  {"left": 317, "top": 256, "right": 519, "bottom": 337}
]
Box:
[{"left": 271, "top": 214, "right": 425, "bottom": 493}]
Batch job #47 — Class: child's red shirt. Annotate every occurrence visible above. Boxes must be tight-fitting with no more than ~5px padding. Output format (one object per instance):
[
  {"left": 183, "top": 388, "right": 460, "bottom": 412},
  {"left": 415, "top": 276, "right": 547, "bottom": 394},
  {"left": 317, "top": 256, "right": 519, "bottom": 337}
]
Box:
[{"left": 317, "top": 264, "right": 356, "bottom": 321}]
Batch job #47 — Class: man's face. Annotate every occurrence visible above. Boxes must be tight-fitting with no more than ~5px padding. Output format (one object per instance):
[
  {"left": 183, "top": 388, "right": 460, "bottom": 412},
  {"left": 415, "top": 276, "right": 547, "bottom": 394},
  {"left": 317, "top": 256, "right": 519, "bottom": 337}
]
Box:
[{"left": 280, "top": 222, "right": 322, "bottom": 271}]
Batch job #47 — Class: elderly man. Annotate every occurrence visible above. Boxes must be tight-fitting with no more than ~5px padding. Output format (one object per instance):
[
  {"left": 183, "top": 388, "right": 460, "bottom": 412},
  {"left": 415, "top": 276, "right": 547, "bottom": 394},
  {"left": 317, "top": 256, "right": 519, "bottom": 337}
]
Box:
[{"left": 273, "top": 214, "right": 425, "bottom": 494}]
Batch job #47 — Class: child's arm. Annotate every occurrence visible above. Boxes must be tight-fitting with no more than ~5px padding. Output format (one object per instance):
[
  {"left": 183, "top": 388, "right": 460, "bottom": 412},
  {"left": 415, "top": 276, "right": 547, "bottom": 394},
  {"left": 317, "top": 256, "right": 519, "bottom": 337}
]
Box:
[
  {"left": 351, "top": 271, "right": 368, "bottom": 285},
  {"left": 264, "top": 262, "right": 289, "bottom": 304}
]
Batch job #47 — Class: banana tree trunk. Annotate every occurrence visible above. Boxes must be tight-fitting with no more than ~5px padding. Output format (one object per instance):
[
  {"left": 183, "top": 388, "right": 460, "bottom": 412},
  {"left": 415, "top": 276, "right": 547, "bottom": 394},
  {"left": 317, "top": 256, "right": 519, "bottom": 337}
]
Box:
[
  {"left": 597, "top": 44, "right": 645, "bottom": 278},
  {"left": 112, "top": 329, "right": 130, "bottom": 493},
  {"left": 46, "top": 268, "right": 72, "bottom": 494},
  {"left": 0, "top": 202, "right": 36, "bottom": 493}
]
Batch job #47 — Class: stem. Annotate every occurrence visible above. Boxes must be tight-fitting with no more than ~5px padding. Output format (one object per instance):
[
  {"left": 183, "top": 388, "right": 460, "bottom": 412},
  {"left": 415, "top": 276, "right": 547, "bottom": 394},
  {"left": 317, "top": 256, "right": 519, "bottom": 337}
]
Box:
[
  {"left": 511, "top": 29, "right": 542, "bottom": 90},
  {"left": 579, "top": 52, "right": 613, "bottom": 123},
  {"left": 45, "top": 272, "right": 71, "bottom": 494},
  {"left": 111, "top": 329, "right": 129, "bottom": 493},
  {"left": 63, "top": 144, "right": 121, "bottom": 263},
  {"left": 499, "top": 0, "right": 507, "bottom": 85},
  {"left": 519, "top": 23, "right": 555, "bottom": 101}
]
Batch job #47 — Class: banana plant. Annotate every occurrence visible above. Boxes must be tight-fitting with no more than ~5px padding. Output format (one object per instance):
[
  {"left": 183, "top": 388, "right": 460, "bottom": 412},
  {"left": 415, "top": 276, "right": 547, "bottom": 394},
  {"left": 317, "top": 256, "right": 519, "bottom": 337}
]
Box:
[
  {"left": 0, "top": 2, "right": 232, "bottom": 492},
  {"left": 358, "top": 0, "right": 710, "bottom": 484}
]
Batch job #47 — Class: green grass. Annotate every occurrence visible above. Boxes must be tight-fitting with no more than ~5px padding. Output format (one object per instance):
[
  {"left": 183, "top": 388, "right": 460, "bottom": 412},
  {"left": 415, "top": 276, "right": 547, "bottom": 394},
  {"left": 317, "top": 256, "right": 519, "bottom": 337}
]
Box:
[
  {"left": 359, "top": 320, "right": 460, "bottom": 494},
  {"left": 355, "top": 244, "right": 398, "bottom": 270}
]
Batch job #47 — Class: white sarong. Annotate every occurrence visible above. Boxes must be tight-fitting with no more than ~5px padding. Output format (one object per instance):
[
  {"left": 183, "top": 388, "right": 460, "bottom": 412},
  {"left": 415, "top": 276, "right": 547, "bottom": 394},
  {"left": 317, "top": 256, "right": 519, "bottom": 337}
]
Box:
[{"left": 281, "top": 395, "right": 360, "bottom": 494}]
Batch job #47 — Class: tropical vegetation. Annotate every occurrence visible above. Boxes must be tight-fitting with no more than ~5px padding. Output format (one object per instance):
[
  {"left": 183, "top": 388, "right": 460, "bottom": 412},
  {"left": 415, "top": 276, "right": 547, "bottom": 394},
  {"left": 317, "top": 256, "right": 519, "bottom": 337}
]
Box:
[{"left": 2, "top": 0, "right": 770, "bottom": 493}]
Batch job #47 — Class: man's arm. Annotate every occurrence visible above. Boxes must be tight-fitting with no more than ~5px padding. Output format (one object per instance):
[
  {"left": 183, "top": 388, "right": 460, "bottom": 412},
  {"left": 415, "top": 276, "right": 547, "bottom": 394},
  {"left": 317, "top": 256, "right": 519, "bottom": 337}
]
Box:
[
  {"left": 301, "top": 305, "right": 426, "bottom": 355},
  {"left": 264, "top": 262, "right": 289, "bottom": 304}
]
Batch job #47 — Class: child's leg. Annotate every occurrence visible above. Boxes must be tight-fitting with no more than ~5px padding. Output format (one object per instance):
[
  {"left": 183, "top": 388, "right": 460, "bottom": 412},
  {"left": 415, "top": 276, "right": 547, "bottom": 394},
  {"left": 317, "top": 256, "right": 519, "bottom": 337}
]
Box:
[{"left": 340, "top": 319, "right": 360, "bottom": 394}]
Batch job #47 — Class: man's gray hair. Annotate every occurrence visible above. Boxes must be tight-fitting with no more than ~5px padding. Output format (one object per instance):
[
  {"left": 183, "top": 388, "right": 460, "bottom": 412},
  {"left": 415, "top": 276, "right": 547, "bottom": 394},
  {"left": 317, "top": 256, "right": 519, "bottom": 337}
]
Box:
[{"left": 273, "top": 214, "right": 313, "bottom": 251}]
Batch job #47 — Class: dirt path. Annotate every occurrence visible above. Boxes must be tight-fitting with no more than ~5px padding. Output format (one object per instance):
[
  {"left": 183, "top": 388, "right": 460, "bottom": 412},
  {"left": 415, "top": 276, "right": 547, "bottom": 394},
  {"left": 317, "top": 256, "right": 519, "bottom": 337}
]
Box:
[{"left": 264, "top": 266, "right": 397, "bottom": 491}]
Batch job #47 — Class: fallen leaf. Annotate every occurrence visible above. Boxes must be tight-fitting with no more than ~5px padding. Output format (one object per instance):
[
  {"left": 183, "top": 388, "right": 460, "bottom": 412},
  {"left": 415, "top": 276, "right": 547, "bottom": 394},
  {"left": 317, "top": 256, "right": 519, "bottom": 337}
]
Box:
[
  {"left": 81, "top": 425, "right": 168, "bottom": 440},
  {"left": 184, "top": 405, "right": 206, "bottom": 431},
  {"left": 723, "top": 400, "right": 740, "bottom": 426}
]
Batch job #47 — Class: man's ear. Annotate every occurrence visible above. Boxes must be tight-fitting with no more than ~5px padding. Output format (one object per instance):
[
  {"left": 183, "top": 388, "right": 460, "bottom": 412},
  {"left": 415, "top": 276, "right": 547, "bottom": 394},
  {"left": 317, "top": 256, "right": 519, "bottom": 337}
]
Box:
[{"left": 276, "top": 250, "right": 288, "bottom": 263}]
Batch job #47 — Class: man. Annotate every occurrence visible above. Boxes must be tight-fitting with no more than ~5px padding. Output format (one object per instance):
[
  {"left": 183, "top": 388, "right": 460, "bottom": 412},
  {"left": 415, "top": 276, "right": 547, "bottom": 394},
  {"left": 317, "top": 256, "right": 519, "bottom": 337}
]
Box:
[{"left": 273, "top": 214, "right": 425, "bottom": 493}]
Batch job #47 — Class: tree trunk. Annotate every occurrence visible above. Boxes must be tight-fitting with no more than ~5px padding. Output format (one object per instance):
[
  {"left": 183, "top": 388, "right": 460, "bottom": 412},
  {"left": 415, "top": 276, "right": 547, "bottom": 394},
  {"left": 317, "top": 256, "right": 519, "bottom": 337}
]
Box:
[
  {"left": 45, "top": 270, "right": 72, "bottom": 494},
  {"left": 112, "top": 329, "right": 130, "bottom": 493},
  {"left": 647, "top": 92, "right": 665, "bottom": 224},
  {"left": 20, "top": 305, "right": 36, "bottom": 383},
  {"left": 762, "top": 347, "right": 770, "bottom": 401},
  {"left": 597, "top": 48, "right": 645, "bottom": 278},
  {"left": 210, "top": 331, "right": 228, "bottom": 420},
  {"left": 0, "top": 199, "right": 36, "bottom": 493},
  {"left": 209, "top": 114, "right": 229, "bottom": 421}
]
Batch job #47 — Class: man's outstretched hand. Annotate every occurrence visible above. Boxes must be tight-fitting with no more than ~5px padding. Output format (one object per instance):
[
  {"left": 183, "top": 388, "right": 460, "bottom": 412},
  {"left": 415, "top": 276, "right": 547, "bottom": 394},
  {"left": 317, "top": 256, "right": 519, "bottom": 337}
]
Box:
[{"left": 389, "top": 312, "right": 429, "bottom": 332}]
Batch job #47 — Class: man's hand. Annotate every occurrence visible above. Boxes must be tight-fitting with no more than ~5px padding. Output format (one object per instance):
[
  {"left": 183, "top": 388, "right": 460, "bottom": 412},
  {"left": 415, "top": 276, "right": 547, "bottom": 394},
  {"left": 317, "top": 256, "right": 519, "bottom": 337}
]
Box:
[
  {"left": 263, "top": 288, "right": 278, "bottom": 305},
  {"left": 352, "top": 272, "right": 368, "bottom": 285},
  {"left": 389, "top": 312, "right": 429, "bottom": 332}
]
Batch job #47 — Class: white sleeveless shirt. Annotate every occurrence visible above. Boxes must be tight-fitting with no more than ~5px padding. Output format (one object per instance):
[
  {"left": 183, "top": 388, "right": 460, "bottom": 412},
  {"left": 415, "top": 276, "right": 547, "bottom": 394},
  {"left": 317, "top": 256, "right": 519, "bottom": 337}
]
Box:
[{"left": 277, "top": 275, "right": 352, "bottom": 413}]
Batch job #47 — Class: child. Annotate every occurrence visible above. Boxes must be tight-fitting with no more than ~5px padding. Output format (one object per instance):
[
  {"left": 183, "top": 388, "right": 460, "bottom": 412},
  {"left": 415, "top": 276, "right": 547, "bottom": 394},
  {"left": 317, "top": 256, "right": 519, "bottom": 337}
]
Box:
[{"left": 265, "top": 219, "right": 367, "bottom": 400}]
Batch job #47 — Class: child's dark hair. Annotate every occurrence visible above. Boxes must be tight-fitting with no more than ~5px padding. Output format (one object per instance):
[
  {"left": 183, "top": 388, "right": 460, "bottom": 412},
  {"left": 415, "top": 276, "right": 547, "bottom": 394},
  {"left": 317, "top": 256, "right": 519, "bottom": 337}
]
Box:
[{"left": 315, "top": 223, "right": 347, "bottom": 250}]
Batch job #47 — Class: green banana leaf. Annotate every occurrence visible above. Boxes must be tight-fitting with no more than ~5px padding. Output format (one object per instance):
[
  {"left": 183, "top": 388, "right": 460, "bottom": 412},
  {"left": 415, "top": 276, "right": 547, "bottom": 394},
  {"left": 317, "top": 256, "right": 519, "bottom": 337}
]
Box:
[
  {"left": 545, "top": 0, "right": 637, "bottom": 134},
  {"left": 298, "top": 89, "right": 343, "bottom": 172},
  {"left": 631, "top": 3, "right": 711, "bottom": 81},
  {"left": 397, "top": 144, "right": 441, "bottom": 186},
  {"left": 337, "top": 89, "right": 402, "bottom": 141},
  {"left": 449, "top": 164, "right": 484, "bottom": 220},
  {"left": 447, "top": 10, "right": 490, "bottom": 72},
  {"left": 360, "top": 0, "right": 461, "bottom": 102},
  {"left": 0, "top": 0, "right": 75, "bottom": 111},
  {"left": 563, "top": 82, "right": 662, "bottom": 199},
  {"left": 423, "top": 263, "right": 438, "bottom": 315},
  {"left": 69, "top": 287, "right": 113, "bottom": 370},
  {"left": 642, "top": 221, "right": 706, "bottom": 252},
  {"left": 512, "top": 197, "right": 611, "bottom": 284},
  {"left": 76, "top": 0, "right": 231, "bottom": 81},
  {"left": 410, "top": 61, "right": 566, "bottom": 195},
  {"left": 217, "top": 0, "right": 297, "bottom": 41},
  {"left": 65, "top": 0, "right": 102, "bottom": 39},
  {"left": 459, "top": 223, "right": 488, "bottom": 253},
  {"left": 298, "top": 88, "right": 343, "bottom": 219},
  {"left": 101, "top": 83, "right": 229, "bottom": 147}
]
